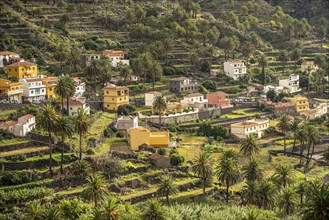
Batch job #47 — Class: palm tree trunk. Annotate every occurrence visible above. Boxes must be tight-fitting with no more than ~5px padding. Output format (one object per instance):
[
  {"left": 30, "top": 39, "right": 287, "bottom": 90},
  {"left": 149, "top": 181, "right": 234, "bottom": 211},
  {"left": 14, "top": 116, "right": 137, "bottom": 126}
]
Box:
[
  {"left": 310, "top": 143, "right": 316, "bottom": 163},
  {"left": 226, "top": 179, "right": 229, "bottom": 203},
  {"left": 79, "top": 132, "right": 82, "bottom": 161},
  {"left": 159, "top": 114, "right": 162, "bottom": 130},
  {"left": 49, "top": 132, "right": 53, "bottom": 174},
  {"left": 291, "top": 138, "right": 296, "bottom": 153},
  {"left": 60, "top": 133, "right": 64, "bottom": 174},
  {"left": 66, "top": 96, "right": 70, "bottom": 116},
  {"left": 306, "top": 142, "right": 312, "bottom": 165},
  {"left": 299, "top": 142, "right": 304, "bottom": 166},
  {"left": 166, "top": 194, "right": 169, "bottom": 205}
]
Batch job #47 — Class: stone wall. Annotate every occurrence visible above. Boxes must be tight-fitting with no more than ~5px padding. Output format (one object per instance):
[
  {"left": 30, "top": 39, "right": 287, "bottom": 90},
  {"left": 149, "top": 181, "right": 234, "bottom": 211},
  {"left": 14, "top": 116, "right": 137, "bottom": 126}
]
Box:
[
  {"left": 199, "top": 108, "right": 222, "bottom": 120},
  {"left": 0, "top": 141, "right": 43, "bottom": 152},
  {"left": 141, "top": 111, "right": 199, "bottom": 125}
]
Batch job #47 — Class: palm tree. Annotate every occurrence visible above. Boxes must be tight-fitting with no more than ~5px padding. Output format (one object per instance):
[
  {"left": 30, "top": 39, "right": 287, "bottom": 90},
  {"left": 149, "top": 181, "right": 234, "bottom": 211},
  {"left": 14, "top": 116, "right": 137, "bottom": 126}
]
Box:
[
  {"left": 295, "top": 181, "right": 306, "bottom": 205},
  {"left": 73, "top": 160, "right": 92, "bottom": 178},
  {"left": 191, "top": 152, "right": 213, "bottom": 195},
  {"left": 304, "top": 124, "right": 321, "bottom": 165},
  {"left": 56, "top": 115, "right": 74, "bottom": 174},
  {"left": 258, "top": 53, "right": 268, "bottom": 85},
  {"left": 277, "top": 115, "right": 292, "bottom": 155},
  {"left": 63, "top": 77, "right": 76, "bottom": 116},
  {"left": 38, "top": 104, "right": 59, "bottom": 174},
  {"left": 290, "top": 120, "right": 301, "bottom": 153},
  {"left": 302, "top": 181, "right": 329, "bottom": 219},
  {"left": 257, "top": 180, "right": 277, "bottom": 209},
  {"left": 55, "top": 76, "right": 75, "bottom": 115},
  {"left": 277, "top": 188, "right": 298, "bottom": 215},
  {"left": 55, "top": 76, "right": 69, "bottom": 114},
  {"left": 273, "top": 164, "right": 295, "bottom": 188},
  {"left": 157, "top": 175, "right": 179, "bottom": 205},
  {"left": 295, "top": 127, "right": 307, "bottom": 166},
  {"left": 240, "top": 135, "right": 260, "bottom": 158},
  {"left": 243, "top": 157, "right": 264, "bottom": 182},
  {"left": 216, "top": 156, "right": 240, "bottom": 203},
  {"left": 242, "top": 181, "right": 259, "bottom": 205},
  {"left": 74, "top": 109, "right": 91, "bottom": 161},
  {"left": 82, "top": 174, "right": 108, "bottom": 207},
  {"left": 152, "top": 95, "right": 167, "bottom": 128},
  {"left": 119, "top": 65, "right": 132, "bottom": 85},
  {"left": 24, "top": 201, "right": 45, "bottom": 220},
  {"left": 142, "top": 199, "right": 167, "bottom": 220},
  {"left": 150, "top": 60, "right": 162, "bottom": 91},
  {"left": 103, "top": 198, "right": 120, "bottom": 220}
]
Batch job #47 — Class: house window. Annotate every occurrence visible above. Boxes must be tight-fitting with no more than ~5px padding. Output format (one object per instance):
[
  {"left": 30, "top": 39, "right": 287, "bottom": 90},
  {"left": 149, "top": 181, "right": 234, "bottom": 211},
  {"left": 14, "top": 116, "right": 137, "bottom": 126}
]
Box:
[{"left": 112, "top": 98, "right": 114, "bottom": 101}]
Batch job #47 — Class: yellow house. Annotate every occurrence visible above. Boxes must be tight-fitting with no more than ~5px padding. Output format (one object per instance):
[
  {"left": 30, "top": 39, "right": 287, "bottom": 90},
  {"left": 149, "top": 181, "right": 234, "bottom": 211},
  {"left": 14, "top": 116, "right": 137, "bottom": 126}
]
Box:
[
  {"left": 41, "top": 76, "right": 58, "bottom": 100},
  {"left": 127, "top": 127, "right": 169, "bottom": 151},
  {"left": 103, "top": 83, "right": 129, "bottom": 111},
  {"left": 5, "top": 61, "right": 38, "bottom": 78},
  {"left": 0, "top": 78, "right": 23, "bottom": 102},
  {"left": 289, "top": 96, "right": 310, "bottom": 112}
]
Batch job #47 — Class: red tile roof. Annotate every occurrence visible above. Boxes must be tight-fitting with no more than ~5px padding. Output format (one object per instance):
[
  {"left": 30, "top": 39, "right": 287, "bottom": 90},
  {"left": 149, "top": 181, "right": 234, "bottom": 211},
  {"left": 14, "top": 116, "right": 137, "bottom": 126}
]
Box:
[
  {"left": 65, "top": 97, "right": 86, "bottom": 106},
  {"left": 6, "top": 61, "right": 37, "bottom": 67},
  {"left": 207, "top": 91, "right": 229, "bottom": 96},
  {"left": 0, "top": 51, "right": 18, "bottom": 56},
  {"left": 0, "top": 120, "right": 18, "bottom": 127}
]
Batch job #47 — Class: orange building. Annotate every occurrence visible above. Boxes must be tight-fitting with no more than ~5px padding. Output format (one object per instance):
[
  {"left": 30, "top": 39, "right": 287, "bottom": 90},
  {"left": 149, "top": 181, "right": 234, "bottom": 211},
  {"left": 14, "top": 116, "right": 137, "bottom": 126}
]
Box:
[{"left": 206, "top": 91, "right": 232, "bottom": 108}]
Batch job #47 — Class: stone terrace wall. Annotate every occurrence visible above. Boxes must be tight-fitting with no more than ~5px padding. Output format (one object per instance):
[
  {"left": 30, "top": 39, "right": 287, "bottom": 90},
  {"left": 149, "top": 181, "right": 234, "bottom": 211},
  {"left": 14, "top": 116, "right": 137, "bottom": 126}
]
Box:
[{"left": 140, "top": 111, "right": 199, "bottom": 124}]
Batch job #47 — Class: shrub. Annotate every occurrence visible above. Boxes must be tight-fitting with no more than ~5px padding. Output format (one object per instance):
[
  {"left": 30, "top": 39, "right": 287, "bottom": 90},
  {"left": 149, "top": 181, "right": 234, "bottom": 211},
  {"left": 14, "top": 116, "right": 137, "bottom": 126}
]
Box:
[
  {"left": 117, "top": 104, "right": 136, "bottom": 116},
  {"left": 157, "top": 148, "right": 166, "bottom": 155},
  {"left": 85, "top": 148, "right": 96, "bottom": 155},
  {"left": 0, "top": 171, "right": 36, "bottom": 186},
  {"left": 170, "top": 153, "right": 185, "bottom": 166},
  {"left": 116, "top": 131, "right": 125, "bottom": 138}
]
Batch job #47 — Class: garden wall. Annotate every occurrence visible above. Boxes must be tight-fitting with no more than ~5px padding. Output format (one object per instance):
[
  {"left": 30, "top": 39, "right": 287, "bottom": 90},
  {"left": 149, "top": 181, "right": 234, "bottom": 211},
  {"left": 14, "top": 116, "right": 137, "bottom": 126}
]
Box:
[
  {"left": 140, "top": 110, "right": 199, "bottom": 124},
  {"left": 199, "top": 108, "right": 222, "bottom": 120}
]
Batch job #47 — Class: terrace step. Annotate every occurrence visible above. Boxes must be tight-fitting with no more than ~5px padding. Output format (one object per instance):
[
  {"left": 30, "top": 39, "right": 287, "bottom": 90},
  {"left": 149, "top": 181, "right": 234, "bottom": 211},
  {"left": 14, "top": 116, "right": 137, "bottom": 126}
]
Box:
[
  {"left": 119, "top": 178, "right": 201, "bottom": 203},
  {"left": 0, "top": 146, "right": 50, "bottom": 160}
]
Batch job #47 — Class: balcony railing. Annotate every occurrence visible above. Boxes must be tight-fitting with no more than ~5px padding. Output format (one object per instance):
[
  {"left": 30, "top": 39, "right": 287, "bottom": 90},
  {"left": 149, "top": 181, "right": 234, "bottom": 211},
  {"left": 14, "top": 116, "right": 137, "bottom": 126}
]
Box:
[{"left": 7, "top": 89, "right": 23, "bottom": 95}]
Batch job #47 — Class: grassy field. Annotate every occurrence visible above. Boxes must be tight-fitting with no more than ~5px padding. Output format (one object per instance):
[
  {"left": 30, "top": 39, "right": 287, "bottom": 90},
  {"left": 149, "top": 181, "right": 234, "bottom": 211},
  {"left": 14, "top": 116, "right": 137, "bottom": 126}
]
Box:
[
  {"left": 0, "top": 109, "right": 16, "bottom": 120},
  {"left": 0, "top": 138, "right": 29, "bottom": 146},
  {"left": 0, "top": 146, "right": 48, "bottom": 157},
  {"left": 220, "top": 108, "right": 261, "bottom": 119}
]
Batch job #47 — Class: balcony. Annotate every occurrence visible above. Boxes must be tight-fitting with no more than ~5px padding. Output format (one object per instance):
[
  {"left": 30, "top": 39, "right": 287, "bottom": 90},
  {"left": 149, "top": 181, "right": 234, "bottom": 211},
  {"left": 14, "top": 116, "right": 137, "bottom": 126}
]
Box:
[{"left": 7, "top": 89, "right": 23, "bottom": 95}]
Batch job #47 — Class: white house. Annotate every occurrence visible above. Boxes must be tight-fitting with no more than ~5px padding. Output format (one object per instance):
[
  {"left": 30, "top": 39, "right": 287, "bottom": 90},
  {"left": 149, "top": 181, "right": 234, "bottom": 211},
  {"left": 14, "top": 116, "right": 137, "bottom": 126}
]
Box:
[
  {"left": 0, "top": 51, "right": 22, "bottom": 68},
  {"left": 0, "top": 114, "right": 36, "bottom": 137},
  {"left": 19, "top": 77, "right": 46, "bottom": 103},
  {"left": 145, "top": 91, "right": 162, "bottom": 107},
  {"left": 230, "top": 118, "right": 270, "bottom": 138},
  {"left": 102, "top": 50, "right": 130, "bottom": 68},
  {"left": 279, "top": 75, "right": 301, "bottom": 93},
  {"left": 73, "top": 77, "right": 85, "bottom": 98},
  {"left": 115, "top": 116, "right": 138, "bottom": 130},
  {"left": 181, "top": 93, "right": 208, "bottom": 110},
  {"left": 63, "top": 97, "right": 90, "bottom": 116},
  {"left": 223, "top": 60, "right": 247, "bottom": 80}
]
